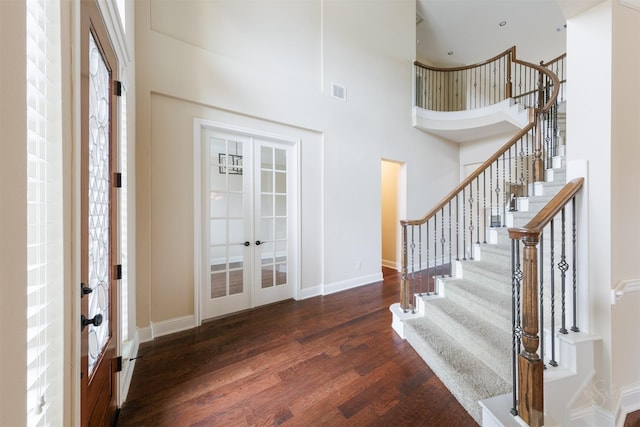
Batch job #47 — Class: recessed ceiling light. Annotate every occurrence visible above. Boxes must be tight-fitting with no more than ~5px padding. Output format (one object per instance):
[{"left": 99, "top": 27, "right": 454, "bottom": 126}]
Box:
[
  {"left": 499, "top": 20, "right": 507, "bottom": 27},
  {"left": 448, "top": 51, "right": 454, "bottom": 56}
]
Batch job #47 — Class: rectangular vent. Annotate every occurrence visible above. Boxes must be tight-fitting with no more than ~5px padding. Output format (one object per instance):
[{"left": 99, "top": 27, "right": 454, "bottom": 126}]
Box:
[{"left": 331, "top": 83, "right": 346, "bottom": 101}]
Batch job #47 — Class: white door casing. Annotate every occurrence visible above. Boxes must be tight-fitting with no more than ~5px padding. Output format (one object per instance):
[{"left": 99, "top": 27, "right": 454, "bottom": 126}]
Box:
[{"left": 193, "top": 120, "right": 299, "bottom": 323}]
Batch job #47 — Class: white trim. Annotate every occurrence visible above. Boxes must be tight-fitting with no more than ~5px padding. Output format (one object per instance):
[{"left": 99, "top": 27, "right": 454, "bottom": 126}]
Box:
[
  {"left": 323, "top": 272, "right": 384, "bottom": 296},
  {"left": 136, "top": 315, "right": 197, "bottom": 343},
  {"left": 615, "top": 384, "right": 640, "bottom": 427},
  {"left": 620, "top": 0, "right": 640, "bottom": 11},
  {"left": 382, "top": 259, "right": 400, "bottom": 271},
  {"left": 151, "top": 315, "right": 197, "bottom": 339},
  {"left": 137, "top": 326, "right": 153, "bottom": 344},
  {"left": 298, "top": 285, "right": 323, "bottom": 300},
  {"left": 118, "top": 331, "right": 139, "bottom": 405},
  {"left": 611, "top": 278, "right": 640, "bottom": 304},
  {"left": 569, "top": 405, "right": 615, "bottom": 426},
  {"left": 96, "top": 0, "right": 131, "bottom": 66},
  {"left": 193, "top": 119, "right": 204, "bottom": 326},
  {"left": 193, "top": 118, "right": 301, "bottom": 322}
]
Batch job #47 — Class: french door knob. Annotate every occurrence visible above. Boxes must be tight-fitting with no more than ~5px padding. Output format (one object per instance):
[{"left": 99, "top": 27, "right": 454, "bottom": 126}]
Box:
[
  {"left": 244, "top": 241, "right": 250, "bottom": 247},
  {"left": 81, "top": 313, "right": 103, "bottom": 330},
  {"left": 255, "top": 240, "right": 262, "bottom": 246}
]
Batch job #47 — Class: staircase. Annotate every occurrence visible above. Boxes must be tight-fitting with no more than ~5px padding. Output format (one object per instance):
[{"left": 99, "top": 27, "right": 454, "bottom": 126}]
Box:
[{"left": 400, "top": 151, "right": 567, "bottom": 424}]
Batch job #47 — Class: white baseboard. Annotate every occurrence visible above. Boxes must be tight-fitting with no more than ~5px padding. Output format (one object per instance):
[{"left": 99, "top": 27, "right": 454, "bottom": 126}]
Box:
[
  {"left": 298, "top": 285, "right": 322, "bottom": 300},
  {"left": 119, "top": 332, "right": 140, "bottom": 405},
  {"left": 381, "top": 259, "right": 400, "bottom": 271},
  {"left": 323, "top": 272, "right": 383, "bottom": 296},
  {"left": 615, "top": 383, "right": 640, "bottom": 427},
  {"left": 137, "top": 314, "right": 197, "bottom": 343},
  {"left": 137, "top": 325, "right": 153, "bottom": 343},
  {"left": 151, "top": 314, "right": 196, "bottom": 338},
  {"left": 569, "top": 405, "right": 614, "bottom": 426}
]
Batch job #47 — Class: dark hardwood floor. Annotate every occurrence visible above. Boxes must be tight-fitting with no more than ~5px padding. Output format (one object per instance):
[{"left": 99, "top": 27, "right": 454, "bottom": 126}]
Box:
[{"left": 117, "top": 267, "right": 477, "bottom": 426}]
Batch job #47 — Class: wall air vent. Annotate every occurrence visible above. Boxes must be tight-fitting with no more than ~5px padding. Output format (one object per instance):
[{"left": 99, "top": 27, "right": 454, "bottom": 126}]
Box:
[
  {"left": 416, "top": 11, "right": 425, "bottom": 25},
  {"left": 331, "top": 83, "right": 347, "bottom": 101}
]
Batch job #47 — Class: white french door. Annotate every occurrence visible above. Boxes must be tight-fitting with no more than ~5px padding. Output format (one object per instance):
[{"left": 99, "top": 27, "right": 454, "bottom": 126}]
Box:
[{"left": 197, "top": 125, "right": 298, "bottom": 320}]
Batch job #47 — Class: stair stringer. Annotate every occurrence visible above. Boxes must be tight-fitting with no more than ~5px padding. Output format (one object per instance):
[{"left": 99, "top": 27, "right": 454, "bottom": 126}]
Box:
[{"left": 479, "top": 332, "right": 602, "bottom": 427}]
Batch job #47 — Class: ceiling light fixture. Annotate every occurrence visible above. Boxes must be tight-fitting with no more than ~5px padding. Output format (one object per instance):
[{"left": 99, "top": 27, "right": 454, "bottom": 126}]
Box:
[{"left": 499, "top": 20, "right": 507, "bottom": 27}]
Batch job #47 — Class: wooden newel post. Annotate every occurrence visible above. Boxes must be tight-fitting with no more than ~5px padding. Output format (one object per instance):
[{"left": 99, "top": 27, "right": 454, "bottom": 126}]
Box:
[
  {"left": 400, "top": 223, "right": 410, "bottom": 311},
  {"left": 519, "top": 235, "right": 544, "bottom": 426}
]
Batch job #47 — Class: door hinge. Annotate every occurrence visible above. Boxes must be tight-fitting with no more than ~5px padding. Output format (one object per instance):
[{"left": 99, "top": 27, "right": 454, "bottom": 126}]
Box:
[
  {"left": 115, "top": 356, "right": 123, "bottom": 372},
  {"left": 114, "top": 172, "right": 122, "bottom": 188},
  {"left": 114, "top": 80, "right": 124, "bottom": 97},
  {"left": 114, "top": 264, "right": 122, "bottom": 280}
]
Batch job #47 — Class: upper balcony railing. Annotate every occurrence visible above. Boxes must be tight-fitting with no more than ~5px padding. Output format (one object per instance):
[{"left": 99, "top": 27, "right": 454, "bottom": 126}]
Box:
[{"left": 414, "top": 46, "right": 562, "bottom": 113}]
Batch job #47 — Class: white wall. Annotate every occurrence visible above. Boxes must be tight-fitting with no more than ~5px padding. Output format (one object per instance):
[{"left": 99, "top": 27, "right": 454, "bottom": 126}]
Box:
[
  {"left": 0, "top": 2, "right": 28, "bottom": 425},
  {"left": 567, "top": 0, "right": 640, "bottom": 417},
  {"left": 609, "top": 0, "right": 640, "bottom": 405},
  {"left": 135, "top": 0, "right": 459, "bottom": 327}
]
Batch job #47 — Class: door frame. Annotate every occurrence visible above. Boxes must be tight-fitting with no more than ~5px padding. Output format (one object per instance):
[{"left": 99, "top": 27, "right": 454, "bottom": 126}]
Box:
[{"left": 193, "top": 119, "right": 301, "bottom": 326}]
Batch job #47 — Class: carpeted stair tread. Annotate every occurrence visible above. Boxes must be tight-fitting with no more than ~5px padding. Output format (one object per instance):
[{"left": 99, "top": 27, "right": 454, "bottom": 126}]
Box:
[
  {"left": 404, "top": 317, "right": 511, "bottom": 424},
  {"left": 421, "top": 297, "right": 512, "bottom": 382},
  {"left": 441, "top": 279, "right": 511, "bottom": 333}
]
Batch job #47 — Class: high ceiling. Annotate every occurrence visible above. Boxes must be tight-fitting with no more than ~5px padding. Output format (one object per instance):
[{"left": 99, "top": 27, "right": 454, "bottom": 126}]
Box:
[{"left": 415, "top": 0, "right": 571, "bottom": 67}]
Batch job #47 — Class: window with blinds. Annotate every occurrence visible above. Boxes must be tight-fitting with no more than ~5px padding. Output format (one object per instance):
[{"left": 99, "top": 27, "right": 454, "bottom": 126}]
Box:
[{"left": 26, "top": 0, "right": 63, "bottom": 425}]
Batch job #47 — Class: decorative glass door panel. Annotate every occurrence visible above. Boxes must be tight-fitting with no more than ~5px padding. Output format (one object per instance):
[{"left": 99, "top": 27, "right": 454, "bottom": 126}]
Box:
[{"left": 87, "top": 32, "right": 111, "bottom": 376}]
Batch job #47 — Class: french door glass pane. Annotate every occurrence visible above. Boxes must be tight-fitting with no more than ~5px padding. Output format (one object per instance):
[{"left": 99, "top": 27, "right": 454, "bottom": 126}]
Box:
[
  {"left": 208, "top": 136, "right": 246, "bottom": 299},
  {"left": 260, "top": 146, "right": 288, "bottom": 290}
]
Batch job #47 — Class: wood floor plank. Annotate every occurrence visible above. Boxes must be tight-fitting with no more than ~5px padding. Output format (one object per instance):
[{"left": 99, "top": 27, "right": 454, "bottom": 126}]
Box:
[{"left": 117, "top": 268, "right": 478, "bottom": 426}]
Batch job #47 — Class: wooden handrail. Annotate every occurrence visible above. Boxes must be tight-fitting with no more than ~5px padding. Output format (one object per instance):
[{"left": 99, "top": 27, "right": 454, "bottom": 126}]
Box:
[
  {"left": 542, "top": 52, "right": 567, "bottom": 68},
  {"left": 511, "top": 57, "right": 560, "bottom": 113},
  {"left": 508, "top": 177, "right": 584, "bottom": 240},
  {"left": 404, "top": 55, "right": 560, "bottom": 228},
  {"left": 414, "top": 46, "right": 515, "bottom": 72},
  {"left": 402, "top": 113, "right": 535, "bottom": 227}
]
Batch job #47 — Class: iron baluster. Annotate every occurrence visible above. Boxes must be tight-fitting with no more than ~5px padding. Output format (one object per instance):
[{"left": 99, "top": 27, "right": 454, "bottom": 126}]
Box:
[
  {"left": 476, "top": 178, "right": 480, "bottom": 244},
  {"left": 483, "top": 170, "right": 487, "bottom": 243},
  {"left": 463, "top": 188, "right": 467, "bottom": 260},
  {"left": 433, "top": 217, "right": 438, "bottom": 289},
  {"left": 418, "top": 225, "right": 423, "bottom": 296},
  {"left": 511, "top": 239, "right": 523, "bottom": 416},
  {"left": 448, "top": 202, "right": 452, "bottom": 276},
  {"left": 558, "top": 208, "right": 569, "bottom": 334},
  {"left": 456, "top": 195, "right": 460, "bottom": 261},
  {"left": 426, "top": 221, "right": 431, "bottom": 295},
  {"left": 409, "top": 225, "right": 416, "bottom": 313},
  {"left": 539, "top": 234, "right": 545, "bottom": 368},
  {"left": 441, "top": 207, "right": 446, "bottom": 277},
  {"left": 469, "top": 186, "right": 474, "bottom": 259},
  {"left": 502, "top": 153, "right": 506, "bottom": 227},
  {"left": 401, "top": 224, "right": 409, "bottom": 311},
  {"left": 549, "top": 219, "right": 558, "bottom": 366}
]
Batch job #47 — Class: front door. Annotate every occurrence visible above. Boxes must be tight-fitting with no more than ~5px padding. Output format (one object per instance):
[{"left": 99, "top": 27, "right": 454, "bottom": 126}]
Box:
[
  {"left": 199, "top": 127, "right": 297, "bottom": 320},
  {"left": 80, "top": 0, "right": 119, "bottom": 425}
]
